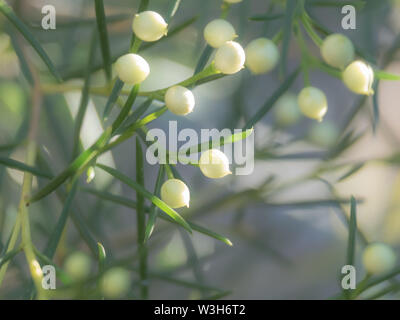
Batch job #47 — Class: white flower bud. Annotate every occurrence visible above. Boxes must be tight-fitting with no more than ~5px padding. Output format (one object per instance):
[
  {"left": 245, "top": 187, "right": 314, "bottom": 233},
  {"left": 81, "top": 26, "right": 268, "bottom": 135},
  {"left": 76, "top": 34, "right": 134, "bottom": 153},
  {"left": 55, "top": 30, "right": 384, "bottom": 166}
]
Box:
[
  {"left": 64, "top": 251, "right": 91, "bottom": 281},
  {"left": 214, "top": 41, "right": 245, "bottom": 75},
  {"left": 297, "top": 87, "right": 328, "bottom": 122},
  {"left": 161, "top": 179, "right": 190, "bottom": 209},
  {"left": 115, "top": 53, "right": 150, "bottom": 85},
  {"left": 321, "top": 34, "right": 355, "bottom": 69},
  {"left": 245, "top": 38, "right": 279, "bottom": 74},
  {"left": 204, "top": 19, "right": 236, "bottom": 48},
  {"left": 132, "top": 11, "right": 168, "bottom": 42},
  {"left": 363, "top": 243, "right": 397, "bottom": 275},
  {"left": 274, "top": 93, "right": 301, "bottom": 126},
  {"left": 199, "top": 149, "right": 231, "bottom": 179},
  {"left": 224, "top": 0, "right": 243, "bottom": 3},
  {"left": 342, "top": 60, "right": 374, "bottom": 95},
  {"left": 101, "top": 267, "right": 131, "bottom": 298},
  {"left": 165, "top": 86, "right": 195, "bottom": 116}
]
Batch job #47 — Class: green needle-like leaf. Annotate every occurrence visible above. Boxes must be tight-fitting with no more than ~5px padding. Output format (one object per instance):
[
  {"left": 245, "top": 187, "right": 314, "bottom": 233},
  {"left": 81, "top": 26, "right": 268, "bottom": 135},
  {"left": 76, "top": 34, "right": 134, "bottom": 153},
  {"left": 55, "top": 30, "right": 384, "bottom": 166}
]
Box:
[
  {"left": 144, "top": 165, "right": 165, "bottom": 242},
  {"left": 179, "top": 128, "right": 254, "bottom": 156},
  {"left": 28, "top": 127, "right": 112, "bottom": 204},
  {"left": 374, "top": 70, "right": 400, "bottom": 81},
  {"left": 135, "top": 138, "right": 148, "bottom": 299},
  {"left": 0, "top": 0, "right": 61, "bottom": 81},
  {"left": 244, "top": 68, "right": 300, "bottom": 129},
  {"left": 82, "top": 187, "right": 233, "bottom": 246},
  {"left": 280, "top": 0, "right": 296, "bottom": 76},
  {"left": 102, "top": 79, "right": 124, "bottom": 120},
  {"left": 193, "top": 45, "right": 214, "bottom": 75},
  {"left": 0, "top": 157, "right": 53, "bottom": 179},
  {"left": 94, "top": 0, "right": 112, "bottom": 81},
  {"left": 72, "top": 29, "right": 97, "bottom": 159},
  {"left": 96, "top": 164, "right": 192, "bottom": 234},
  {"left": 346, "top": 196, "right": 357, "bottom": 268},
  {"left": 44, "top": 181, "right": 78, "bottom": 259},
  {"left": 97, "top": 242, "right": 106, "bottom": 271}
]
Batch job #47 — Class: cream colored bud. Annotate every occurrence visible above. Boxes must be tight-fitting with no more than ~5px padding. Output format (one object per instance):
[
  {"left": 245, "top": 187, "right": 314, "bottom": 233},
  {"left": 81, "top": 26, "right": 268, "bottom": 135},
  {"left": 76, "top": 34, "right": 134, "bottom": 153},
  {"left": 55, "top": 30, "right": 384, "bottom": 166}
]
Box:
[
  {"left": 165, "top": 86, "right": 195, "bottom": 116},
  {"left": 64, "top": 251, "right": 91, "bottom": 281},
  {"left": 274, "top": 93, "right": 301, "bottom": 126},
  {"left": 224, "top": 0, "right": 243, "bottom": 3},
  {"left": 132, "top": 11, "right": 167, "bottom": 42},
  {"left": 204, "top": 19, "right": 236, "bottom": 48},
  {"left": 297, "top": 87, "right": 328, "bottom": 122},
  {"left": 161, "top": 179, "right": 190, "bottom": 209},
  {"left": 101, "top": 267, "right": 131, "bottom": 298},
  {"left": 245, "top": 38, "right": 279, "bottom": 74},
  {"left": 363, "top": 243, "right": 397, "bottom": 275},
  {"left": 309, "top": 121, "right": 339, "bottom": 148},
  {"left": 199, "top": 149, "right": 231, "bottom": 179},
  {"left": 115, "top": 53, "right": 150, "bottom": 85},
  {"left": 214, "top": 41, "right": 245, "bottom": 75},
  {"left": 342, "top": 60, "right": 374, "bottom": 95},
  {"left": 321, "top": 34, "right": 355, "bottom": 69}
]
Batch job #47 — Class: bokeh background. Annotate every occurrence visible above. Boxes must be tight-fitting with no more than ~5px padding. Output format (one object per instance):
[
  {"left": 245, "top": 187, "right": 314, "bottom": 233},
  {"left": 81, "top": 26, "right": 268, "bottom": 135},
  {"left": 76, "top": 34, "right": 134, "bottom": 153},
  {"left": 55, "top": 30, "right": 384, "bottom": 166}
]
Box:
[{"left": 1, "top": 0, "right": 400, "bottom": 299}]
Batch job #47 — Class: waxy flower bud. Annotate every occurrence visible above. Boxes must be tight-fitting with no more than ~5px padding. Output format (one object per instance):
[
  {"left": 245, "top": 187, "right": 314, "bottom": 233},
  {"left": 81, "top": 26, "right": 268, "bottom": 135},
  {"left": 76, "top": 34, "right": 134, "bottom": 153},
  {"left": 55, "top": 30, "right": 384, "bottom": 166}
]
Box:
[
  {"left": 132, "top": 11, "right": 167, "bottom": 42},
  {"left": 321, "top": 34, "right": 355, "bottom": 69},
  {"left": 309, "top": 121, "right": 339, "bottom": 148},
  {"left": 363, "top": 243, "right": 397, "bottom": 275},
  {"left": 214, "top": 41, "right": 245, "bottom": 75},
  {"left": 199, "top": 149, "right": 231, "bottom": 179},
  {"left": 204, "top": 19, "right": 236, "bottom": 48},
  {"left": 245, "top": 38, "right": 279, "bottom": 74},
  {"left": 165, "top": 86, "right": 195, "bottom": 116},
  {"left": 274, "top": 93, "right": 301, "bottom": 126},
  {"left": 64, "top": 252, "right": 91, "bottom": 281},
  {"left": 101, "top": 267, "right": 131, "bottom": 298},
  {"left": 161, "top": 179, "right": 190, "bottom": 209},
  {"left": 115, "top": 53, "right": 150, "bottom": 85},
  {"left": 342, "top": 60, "right": 374, "bottom": 95},
  {"left": 297, "top": 87, "right": 328, "bottom": 122}
]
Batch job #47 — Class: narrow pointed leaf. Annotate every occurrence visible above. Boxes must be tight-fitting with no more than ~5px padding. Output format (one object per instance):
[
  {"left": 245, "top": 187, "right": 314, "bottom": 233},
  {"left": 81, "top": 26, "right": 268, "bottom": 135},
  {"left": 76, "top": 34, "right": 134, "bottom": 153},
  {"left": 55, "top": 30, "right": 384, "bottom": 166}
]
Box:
[
  {"left": 102, "top": 79, "right": 124, "bottom": 120},
  {"left": 346, "top": 196, "right": 357, "bottom": 267},
  {"left": 280, "top": 0, "right": 296, "bottom": 75},
  {"left": 82, "top": 187, "right": 232, "bottom": 246},
  {"left": 0, "top": 0, "right": 61, "bottom": 81},
  {"left": 244, "top": 68, "right": 300, "bottom": 129},
  {"left": 94, "top": 0, "right": 112, "bottom": 80},
  {"left": 0, "top": 157, "right": 52, "bottom": 179},
  {"left": 144, "top": 165, "right": 165, "bottom": 242},
  {"left": 179, "top": 128, "right": 254, "bottom": 156},
  {"left": 44, "top": 181, "right": 78, "bottom": 259},
  {"left": 96, "top": 164, "right": 192, "bottom": 233}
]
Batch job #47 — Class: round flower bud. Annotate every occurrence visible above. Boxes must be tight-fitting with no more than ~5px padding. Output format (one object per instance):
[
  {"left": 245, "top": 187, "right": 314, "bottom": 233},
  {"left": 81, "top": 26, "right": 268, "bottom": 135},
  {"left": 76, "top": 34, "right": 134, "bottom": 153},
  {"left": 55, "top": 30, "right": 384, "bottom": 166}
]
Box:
[
  {"left": 199, "top": 149, "right": 231, "bottom": 179},
  {"left": 115, "top": 53, "right": 149, "bottom": 85},
  {"left": 161, "top": 179, "right": 190, "bottom": 209},
  {"left": 274, "top": 93, "right": 301, "bottom": 126},
  {"left": 342, "top": 60, "right": 374, "bottom": 95},
  {"left": 297, "top": 87, "right": 328, "bottom": 122},
  {"left": 309, "top": 121, "right": 339, "bottom": 148},
  {"left": 165, "top": 86, "right": 195, "bottom": 116},
  {"left": 362, "top": 243, "right": 397, "bottom": 275},
  {"left": 64, "top": 251, "right": 91, "bottom": 281},
  {"left": 245, "top": 38, "right": 279, "bottom": 74},
  {"left": 101, "top": 267, "right": 131, "bottom": 299},
  {"left": 204, "top": 19, "right": 236, "bottom": 48},
  {"left": 321, "top": 34, "right": 355, "bottom": 69},
  {"left": 224, "top": 0, "right": 243, "bottom": 3},
  {"left": 214, "top": 41, "right": 245, "bottom": 75},
  {"left": 132, "top": 11, "right": 167, "bottom": 42}
]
